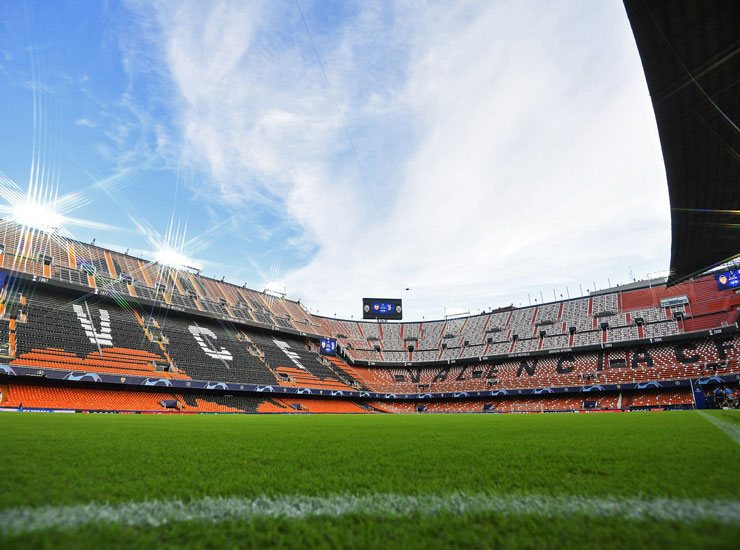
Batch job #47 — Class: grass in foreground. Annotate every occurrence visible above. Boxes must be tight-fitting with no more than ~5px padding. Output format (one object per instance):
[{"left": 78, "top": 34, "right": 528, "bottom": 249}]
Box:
[{"left": 1, "top": 410, "right": 738, "bottom": 548}]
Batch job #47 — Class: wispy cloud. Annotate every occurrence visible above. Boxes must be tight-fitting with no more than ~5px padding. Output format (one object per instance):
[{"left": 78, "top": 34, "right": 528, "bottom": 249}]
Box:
[
  {"left": 122, "top": 0, "right": 670, "bottom": 320},
  {"left": 75, "top": 117, "right": 96, "bottom": 128}
]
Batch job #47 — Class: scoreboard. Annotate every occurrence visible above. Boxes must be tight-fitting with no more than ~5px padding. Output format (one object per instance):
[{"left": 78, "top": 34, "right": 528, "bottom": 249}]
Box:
[{"left": 362, "top": 298, "right": 403, "bottom": 320}]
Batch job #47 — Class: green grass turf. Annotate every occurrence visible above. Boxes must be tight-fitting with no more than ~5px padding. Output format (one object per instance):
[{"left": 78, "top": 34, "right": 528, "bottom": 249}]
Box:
[{"left": 1, "top": 410, "right": 738, "bottom": 548}]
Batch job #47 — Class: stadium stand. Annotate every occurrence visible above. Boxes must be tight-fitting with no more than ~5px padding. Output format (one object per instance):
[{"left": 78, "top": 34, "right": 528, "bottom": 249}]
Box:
[
  {"left": 0, "top": 382, "right": 695, "bottom": 414},
  {"left": 0, "top": 383, "right": 181, "bottom": 412},
  {"left": 272, "top": 398, "right": 370, "bottom": 413},
  {"left": 0, "top": 219, "right": 738, "bottom": 414},
  {"left": 2, "top": 280, "right": 738, "bottom": 395},
  {"left": 338, "top": 336, "right": 740, "bottom": 393},
  {"left": 328, "top": 274, "right": 739, "bottom": 364},
  {"left": 0, "top": 383, "right": 372, "bottom": 413},
  {"left": 366, "top": 389, "right": 693, "bottom": 414}
]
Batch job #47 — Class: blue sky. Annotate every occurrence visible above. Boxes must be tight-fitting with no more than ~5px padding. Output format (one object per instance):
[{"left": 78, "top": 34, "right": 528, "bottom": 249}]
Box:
[{"left": 0, "top": 1, "right": 671, "bottom": 320}]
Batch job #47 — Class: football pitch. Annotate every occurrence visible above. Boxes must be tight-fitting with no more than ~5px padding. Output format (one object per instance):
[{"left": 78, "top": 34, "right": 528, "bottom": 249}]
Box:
[{"left": 1, "top": 410, "right": 738, "bottom": 548}]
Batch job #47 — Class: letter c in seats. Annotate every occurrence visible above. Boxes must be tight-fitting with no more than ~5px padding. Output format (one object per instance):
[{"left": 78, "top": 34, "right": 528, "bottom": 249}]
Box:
[{"left": 188, "top": 325, "right": 233, "bottom": 361}]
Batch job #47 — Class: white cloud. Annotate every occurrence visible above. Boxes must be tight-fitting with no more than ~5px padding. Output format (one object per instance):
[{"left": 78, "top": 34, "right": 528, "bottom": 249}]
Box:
[
  {"left": 125, "top": 0, "right": 670, "bottom": 320},
  {"left": 75, "top": 117, "right": 97, "bottom": 128}
]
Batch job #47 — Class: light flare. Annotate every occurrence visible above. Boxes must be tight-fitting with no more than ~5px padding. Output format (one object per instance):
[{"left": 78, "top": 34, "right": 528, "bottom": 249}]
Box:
[
  {"left": 10, "top": 200, "right": 63, "bottom": 232},
  {"left": 154, "top": 245, "right": 202, "bottom": 271}
]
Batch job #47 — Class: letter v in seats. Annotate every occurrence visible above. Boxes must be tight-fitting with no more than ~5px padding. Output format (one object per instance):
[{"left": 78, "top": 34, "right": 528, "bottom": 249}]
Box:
[{"left": 72, "top": 303, "right": 113, "bottom": 346}]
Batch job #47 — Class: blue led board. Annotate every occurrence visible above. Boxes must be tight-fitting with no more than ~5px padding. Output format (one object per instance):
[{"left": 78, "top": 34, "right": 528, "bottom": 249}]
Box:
[
  {"left": 715, "top": 269, "right": 740, "bottom": 290},
  {"left": 319, "top": 337, "right": 337, "bottom": 355},
  {"left": 362, "top": 298, "right": 403, "bottom": 320}
]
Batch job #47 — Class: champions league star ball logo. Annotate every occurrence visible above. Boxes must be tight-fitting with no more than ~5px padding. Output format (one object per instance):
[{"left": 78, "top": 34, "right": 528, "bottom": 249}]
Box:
[{"left": 320, "top": 337, "right": 336, "bottom": 355}]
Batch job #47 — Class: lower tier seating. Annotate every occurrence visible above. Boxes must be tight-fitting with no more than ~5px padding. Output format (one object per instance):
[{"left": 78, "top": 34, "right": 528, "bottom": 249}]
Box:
[
  {"left": 368, "top": 389, "right": 693, "bottom": 413},
  {"left": 0, "top": 383, "right": 370, "bottom": 413},
  {"left": 272, "top": 397, "right": 370, "bottom": 413},
  {"left": 0, "top": 383, "right": 696, "bottom": 414},
  {"left": 12, "top": 348, "right": 187, "bottom": 379},
  {"left": 0, "top": 383, "right": 179, "bottom": 411}
]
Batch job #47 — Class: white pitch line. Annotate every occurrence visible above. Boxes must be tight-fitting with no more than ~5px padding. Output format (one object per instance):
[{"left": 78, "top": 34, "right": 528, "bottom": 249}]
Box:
[
  {"left": 698, "top": 411, "right": 740, "bottom": 446},
  {"left": 1, "top": 493, "right": 739, "bottom": 535}
]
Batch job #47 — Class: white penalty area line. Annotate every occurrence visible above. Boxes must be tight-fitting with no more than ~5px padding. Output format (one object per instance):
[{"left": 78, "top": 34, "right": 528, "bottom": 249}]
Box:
[
  {"left": 698, "top": 411, "right": 740, "bottom": 446},
  {"left": 1, "top": 493, "right": 739, "bottom": 534}
]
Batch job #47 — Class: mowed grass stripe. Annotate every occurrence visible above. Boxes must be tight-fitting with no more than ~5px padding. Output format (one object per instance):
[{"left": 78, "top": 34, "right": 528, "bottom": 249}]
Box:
[
  {"left": 699, "top": 411, "right": 740, "bottom": 445},
  {"left": 2, "top": 493, "right": 739, "bottom": 534}
]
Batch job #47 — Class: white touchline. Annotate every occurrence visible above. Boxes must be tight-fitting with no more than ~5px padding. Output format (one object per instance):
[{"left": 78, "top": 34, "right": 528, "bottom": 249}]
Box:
[
  {"left": 1, "top": 493, "right": 739, "bottom": 534},
  {"left": 698, "top": 411, "right": 740, "bottom": 446}
]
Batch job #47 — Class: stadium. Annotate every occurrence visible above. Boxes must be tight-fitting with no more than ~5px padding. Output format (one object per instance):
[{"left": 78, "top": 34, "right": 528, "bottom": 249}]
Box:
[{"left": 0, "top": 0, "right": 738, "bottom": 548}]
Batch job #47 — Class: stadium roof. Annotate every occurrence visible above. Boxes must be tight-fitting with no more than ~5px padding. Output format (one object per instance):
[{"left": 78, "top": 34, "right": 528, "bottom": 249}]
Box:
[{"left": 624, "top": 0, "right": 740, "bottom": 286}]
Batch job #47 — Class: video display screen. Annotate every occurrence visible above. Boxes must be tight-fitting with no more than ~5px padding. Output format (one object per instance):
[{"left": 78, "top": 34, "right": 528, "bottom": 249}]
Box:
[
  {"left": 362, "top": 298, "right": 403, "bottom": 320},
  {"left": 715, "top": 269, "right": 740, "bottom": 290},
  {"left": 319, "top": 337, "right": 337, "bottom": 355}
]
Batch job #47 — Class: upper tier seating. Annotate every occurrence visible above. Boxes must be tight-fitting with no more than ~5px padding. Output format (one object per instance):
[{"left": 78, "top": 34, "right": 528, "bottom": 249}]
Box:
[
  {"left": 313, "top": 268, "right": 738, "bottom": 365},
  {"left": 0, "top": 219, "right": 316, "bottom": 334},
  {"left": 326, "top": 278, "right": 739, "bottom": 364}
]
